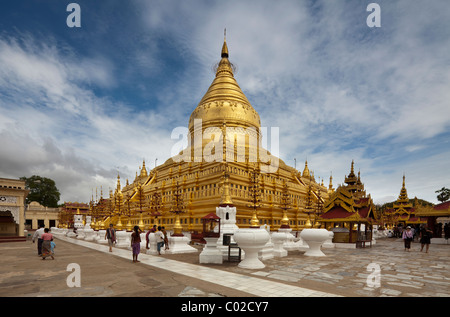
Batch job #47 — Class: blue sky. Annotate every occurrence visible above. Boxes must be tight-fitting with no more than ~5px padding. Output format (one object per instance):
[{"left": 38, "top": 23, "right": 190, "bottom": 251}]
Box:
[{"left": 0, "top": 0, "right": 449, "bottom": 205}]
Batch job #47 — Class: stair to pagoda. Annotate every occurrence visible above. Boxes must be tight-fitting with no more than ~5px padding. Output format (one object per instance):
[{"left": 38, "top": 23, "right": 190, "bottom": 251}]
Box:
[{"left": 0, "top": 236, "right": 27, "bottom": 243}]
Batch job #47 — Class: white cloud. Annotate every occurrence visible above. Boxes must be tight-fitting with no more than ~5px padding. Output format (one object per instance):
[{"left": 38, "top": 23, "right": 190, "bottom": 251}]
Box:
[{"left": 0, "top": 33, "right": 174, "bottom": 202}]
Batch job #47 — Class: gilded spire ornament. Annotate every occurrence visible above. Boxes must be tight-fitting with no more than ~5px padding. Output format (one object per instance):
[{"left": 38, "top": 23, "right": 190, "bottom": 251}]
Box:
[
  {"left": 303, "top": 160, "right": 310, "bottom": 178},
  {"left": 134, "top": 183, "right": 146, "bottom": 230},
  {"left": 280, "top": 181, "right": 292, "bottom": 228},
  {"left": 247, "top": 167, "right": 262, "bottom": 228},
  {"left": 149, "top": 187, "right": 163, "bottom": 227},
  {"left": 170, "top": 181, "right": 186, "bottom": 236},
  {"left": 398, "top": 174, "right": 409, "bottom": 203},
  {"left": 220, "top": 163, "right": 234, "bottom": 207},
  {"left": 115, "top": 189, "right": 124, "bottom": 230},
  {"left": 304, "top": 177, "right": 315, "bottom": 228},
  {"left": 328, "top": 173, "right": 334, "bottom": 193}
]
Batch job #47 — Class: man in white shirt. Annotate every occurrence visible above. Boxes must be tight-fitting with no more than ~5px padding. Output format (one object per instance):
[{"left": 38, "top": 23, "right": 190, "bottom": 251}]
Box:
[
  {"left": 32, "top": 224, "right": 45, "bottom": 256},
  {"left": 155, "top": 226, "right": 165, "bottom": 255}
]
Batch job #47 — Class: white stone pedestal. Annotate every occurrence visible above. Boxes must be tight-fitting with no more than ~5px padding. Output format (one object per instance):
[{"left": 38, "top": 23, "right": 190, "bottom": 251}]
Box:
[
  {"left": 84, "top": 228, "right": 97, "bottom": 241},
  {"left": 278, "top": 228, "right": 298, "bottom": 251},
  {"left": 296, "top": 236, "right": 309, "bottom": 252},
  {"left": 116, "top": 230, "right": 131, "bottom": 248},
  {"left": 76, "top": 229, "right": 86, "bottom": 240},
  {"left": 84, "top": 216, "right": 92, "bottom": 229},
  {"left": 272, "top": 231, "right": 288, "bottom": 257},
  {"left": 140, "top": 232, "right": 147, "bottom": 250},
  {"left": 199, "top": 237, "right": 223, "bottom": 264},
  {"left": 165, "top": 234, "right": 197, "bottom": 254},
  {"left": 92, "top": 230, "right": 100, "bottom": 242},
  {"left": 146, "top": 232, "right": 165, "bottom": 255},
  {"left": 50, "top": 227, "right": 59, "bottom": 235},
  {"left": 59, "top": 228, "right": 68, "bottom": 236},
  {"left": 234, "top": 228, "right": 270, "bottom": 269},
  {"left": 300, "top": 228, "right": 329, "bottom": 257},
  {"left": 97, "top": 230, "right": 108, "bottom": 244},
  {"left": 215, "top": 206, "right": 241, "bottom": 259}
]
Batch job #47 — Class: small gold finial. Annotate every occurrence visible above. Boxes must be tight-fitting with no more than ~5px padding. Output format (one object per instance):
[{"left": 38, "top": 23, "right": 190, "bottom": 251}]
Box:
[{"left": 221, "top": 29, "right": 229, "bottom": 58}]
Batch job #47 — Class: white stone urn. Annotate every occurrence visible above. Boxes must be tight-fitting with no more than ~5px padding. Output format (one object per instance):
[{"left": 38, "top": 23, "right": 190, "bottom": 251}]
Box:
[
  {"left": 271, "top": 232, "right": 288, "bottom": 257},
  {"left": 234, "top": 228, "right": 270, "bottom": 269},
  {"left": 300, "top": 228, "right": 329, "bottom": 257}
]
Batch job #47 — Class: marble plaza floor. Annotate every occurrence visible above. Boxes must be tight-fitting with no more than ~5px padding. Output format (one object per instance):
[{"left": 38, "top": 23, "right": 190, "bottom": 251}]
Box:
[{"left": 0, "top": 235, "right": 449, "bottom": 298}]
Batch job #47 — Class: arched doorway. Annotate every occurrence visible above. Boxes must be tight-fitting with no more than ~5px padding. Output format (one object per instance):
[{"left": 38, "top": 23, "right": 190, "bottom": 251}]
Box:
[{"left": 0, "top": 210, "right": 18, "bottom": 236}]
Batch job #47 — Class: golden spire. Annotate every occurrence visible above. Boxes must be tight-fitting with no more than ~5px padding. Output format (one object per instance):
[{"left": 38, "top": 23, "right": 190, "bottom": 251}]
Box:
[
  {"left": 328, "top": 173, "right": 334, "bottom": 193},
  {"left": 397, "top": 174, "right": 409, "bottom": 203},
  {"left": 248, "top": 167, "right": 262, "bottom": 228},
  {"left": 345, "top": 160, "right": 357, "bottom": 184},
  {"left": 188, "top": 32, "right": 261, "bottom": 133},
  {"left": 116, "top": 173, "right": 121, "bottom": 191},
  {"left": 221, "top": 28, "right": 228, "bottom": 58},
  {"left": 140, "top": 159, "right": 148, "bottom": 177},
  {"left": 302, "top": 160, "right": 310, "bottom": 178},
  {"left": 350, "top": 160, "right": 355, "bottom": 177},
  {"left": 219, "top": 163, "right": 233, "bottom": 206},
  {"left": 280, "top": 181, "right": 291, "bottom": 228}
]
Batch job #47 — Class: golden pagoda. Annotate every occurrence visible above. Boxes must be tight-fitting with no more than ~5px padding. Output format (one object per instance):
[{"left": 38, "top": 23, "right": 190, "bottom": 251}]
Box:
[
  {"left": 99, "top": 35, "right": 328, "bottom": 232},
  {"left": 383, "top": 175, "right": 426, "bottom": 227},
  {"left": 318, "top": 161, "right": 377, "bottom": 244}
]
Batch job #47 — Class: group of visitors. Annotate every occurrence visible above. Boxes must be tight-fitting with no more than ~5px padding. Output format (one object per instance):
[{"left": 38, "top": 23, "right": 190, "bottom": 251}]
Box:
[
  {"left": 32, "top": 223, "right": 170, "bottom": 263},
  {"left": 401, "top": 225, "right": 434, "bottom": 253},
  {"left": 32, "top": 224, "right": 55, "bottom": 260},
  {"left": 105, "top": 224, "right": 169, "bottom": 263}
]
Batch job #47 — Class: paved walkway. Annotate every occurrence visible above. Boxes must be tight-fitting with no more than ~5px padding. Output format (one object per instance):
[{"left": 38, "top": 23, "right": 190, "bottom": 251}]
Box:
[{"left": 1, "top": 236, "right": 449, "bottom": 298}]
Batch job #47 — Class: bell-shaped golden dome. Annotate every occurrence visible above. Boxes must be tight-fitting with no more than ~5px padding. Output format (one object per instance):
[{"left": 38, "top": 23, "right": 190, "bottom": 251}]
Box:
[{"left": 188, "top": 38, "right": 261, "bottom": 133}]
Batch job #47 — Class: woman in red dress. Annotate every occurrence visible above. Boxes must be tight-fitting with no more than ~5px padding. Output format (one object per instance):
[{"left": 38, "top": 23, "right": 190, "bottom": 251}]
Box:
[{"left": 41, "top": 228, "right": 54, "bottom": 260}]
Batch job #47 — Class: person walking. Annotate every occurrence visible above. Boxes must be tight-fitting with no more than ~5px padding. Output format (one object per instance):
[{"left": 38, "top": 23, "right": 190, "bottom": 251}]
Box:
[
  {"left": 32, "top": 224, "right": 45, "bottom": 256},
  {"left": 161, "top": 226, "right": 169, "bottom": 251},
  {"left": 105, "top": 224, "right": 116, "bottom": 252},
  {"left": 50, "top": 240, "right": 56, "bottom": 254},
  {"left": 131, "top": 226, "right": 142, "bottom": 263},
  {"left": 156, "top": 226, "right": 165, "bottom": 255},
  {"left": 41, "top": 228, "right": 54, "bottom": 260},
  {"left": 420, "top": 226, "right": 433, "bottom": 253},
  {"left": 402, "top": 226, "right": 414, "bottom": 251}
]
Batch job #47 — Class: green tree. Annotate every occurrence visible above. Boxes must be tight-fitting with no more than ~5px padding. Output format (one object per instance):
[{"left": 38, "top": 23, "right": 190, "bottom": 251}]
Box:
[
  {"left": 435, "top": 187, "right": 450, "bottom": 203},
  {"left": 20, "top": 175, "right": 61, "bottom": 207}
]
